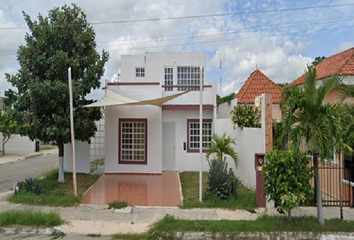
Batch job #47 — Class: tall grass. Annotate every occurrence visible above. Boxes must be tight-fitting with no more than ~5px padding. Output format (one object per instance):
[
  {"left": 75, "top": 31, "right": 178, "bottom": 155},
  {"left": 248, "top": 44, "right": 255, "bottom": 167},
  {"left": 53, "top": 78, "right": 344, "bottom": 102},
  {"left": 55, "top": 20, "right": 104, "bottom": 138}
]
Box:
[{"left": 0, "top": 210, "right": 62, "bottom": 227}]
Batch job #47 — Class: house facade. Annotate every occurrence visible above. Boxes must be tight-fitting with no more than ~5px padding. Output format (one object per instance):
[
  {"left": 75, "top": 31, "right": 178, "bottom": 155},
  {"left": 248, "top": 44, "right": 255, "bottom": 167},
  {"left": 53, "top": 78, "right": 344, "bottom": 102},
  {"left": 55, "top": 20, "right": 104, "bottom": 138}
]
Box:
[{"left": 104, "top": 52, "right": 216, "bottom": 174}]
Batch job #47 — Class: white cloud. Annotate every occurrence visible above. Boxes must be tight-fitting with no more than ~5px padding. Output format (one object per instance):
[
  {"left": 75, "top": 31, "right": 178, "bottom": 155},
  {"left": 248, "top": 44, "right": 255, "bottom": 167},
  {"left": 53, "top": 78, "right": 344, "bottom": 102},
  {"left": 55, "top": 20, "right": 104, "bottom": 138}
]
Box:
[{"left": 332, "top": 41, "right": 354, "bottom": 53}]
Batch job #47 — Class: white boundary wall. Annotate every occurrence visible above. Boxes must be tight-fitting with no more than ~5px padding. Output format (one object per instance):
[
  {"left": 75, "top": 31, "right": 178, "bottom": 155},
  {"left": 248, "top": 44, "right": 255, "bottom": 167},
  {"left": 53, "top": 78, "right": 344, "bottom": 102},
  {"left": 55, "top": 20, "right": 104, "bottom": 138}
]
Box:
[
  {"left": 214, "top": 119, "right": 264, "bottom": 190},
  {"left": 64, "top": 141, "right": 91, "bottom": 174},
  {"left": 0, "top": 133, "right": 35, "bottom": 153}
]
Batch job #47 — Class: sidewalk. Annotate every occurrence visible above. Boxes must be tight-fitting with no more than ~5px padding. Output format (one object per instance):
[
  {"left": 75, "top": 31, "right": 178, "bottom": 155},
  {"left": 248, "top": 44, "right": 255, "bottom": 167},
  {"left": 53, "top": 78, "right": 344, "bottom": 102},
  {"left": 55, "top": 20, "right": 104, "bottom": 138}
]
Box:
[
  {"left": 1, "top": 190, "right": 354, "bottom": 236},
  {"left": 0, "top": 148, "right": 58, "bottom": 165}
]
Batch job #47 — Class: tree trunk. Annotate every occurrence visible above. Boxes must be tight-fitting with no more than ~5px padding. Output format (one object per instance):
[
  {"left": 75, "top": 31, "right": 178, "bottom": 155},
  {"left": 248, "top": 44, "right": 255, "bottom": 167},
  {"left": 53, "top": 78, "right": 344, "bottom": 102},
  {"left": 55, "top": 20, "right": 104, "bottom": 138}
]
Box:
[
  {"left": 313, "top": 153, "right": 325, "bottom": 225},
  {"left": 58, "top": 143, "right": 65, "bottom": 183},
  {"left": 2, "top": 142, "right": 4, "bottom": 155},
  {"left": 287, "top": 210, "right": 292, "bottom": 221}
]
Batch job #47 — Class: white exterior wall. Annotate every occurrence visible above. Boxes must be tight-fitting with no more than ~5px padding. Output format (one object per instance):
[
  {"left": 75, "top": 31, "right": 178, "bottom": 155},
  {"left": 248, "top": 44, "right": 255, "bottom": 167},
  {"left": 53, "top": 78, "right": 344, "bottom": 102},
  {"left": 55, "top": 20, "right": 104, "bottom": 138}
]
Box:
[
  {"left": 0, "top": 133, "right": 35, "bottom": 153},
  {"left": 64, "top": 141, "right": 91, "bottom": 174},
  {"left": 105, "top": 105, "right": 162, "bottom": 174},
  {"left": 162, "top": 110, "right": 213, "bottom": 172},
  {"left": 121, "top": 52, "right": 206, "bottom": 84},
  {"left": 214, "top": 119, "right": 263, "bottom": 190}
]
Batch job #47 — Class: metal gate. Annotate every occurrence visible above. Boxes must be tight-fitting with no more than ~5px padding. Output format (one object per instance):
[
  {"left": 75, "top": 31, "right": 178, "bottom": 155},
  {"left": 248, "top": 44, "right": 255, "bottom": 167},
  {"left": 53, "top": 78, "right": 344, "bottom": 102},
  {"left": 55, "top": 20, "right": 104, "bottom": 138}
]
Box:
[{"left": 315, "top": 158, "right": 354, "bottom": 207}]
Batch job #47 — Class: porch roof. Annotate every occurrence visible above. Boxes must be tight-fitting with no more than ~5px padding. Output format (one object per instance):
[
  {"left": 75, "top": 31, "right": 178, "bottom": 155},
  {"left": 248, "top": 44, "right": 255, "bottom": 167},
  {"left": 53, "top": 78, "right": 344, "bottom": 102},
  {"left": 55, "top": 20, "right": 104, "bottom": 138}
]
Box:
[{"left": 84, "top": 89, "right": 188, "bottom": 107}]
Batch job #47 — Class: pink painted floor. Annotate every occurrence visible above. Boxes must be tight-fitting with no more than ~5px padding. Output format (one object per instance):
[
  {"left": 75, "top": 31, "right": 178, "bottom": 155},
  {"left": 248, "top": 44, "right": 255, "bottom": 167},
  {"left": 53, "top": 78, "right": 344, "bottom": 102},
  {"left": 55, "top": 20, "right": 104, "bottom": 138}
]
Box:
[{"left": 81, "top": 171, "right": 182, "bottom": 207}]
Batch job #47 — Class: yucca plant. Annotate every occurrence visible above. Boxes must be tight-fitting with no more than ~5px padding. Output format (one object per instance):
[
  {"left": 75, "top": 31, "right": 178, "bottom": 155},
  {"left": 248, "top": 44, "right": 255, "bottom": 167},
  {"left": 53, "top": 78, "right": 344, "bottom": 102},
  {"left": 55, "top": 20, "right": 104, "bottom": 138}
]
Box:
[
  {"left": 206, "top": 133, "right": 238, "bottom": 167},
  {"left": 206, "top": 159, "right": 239, "bottom": 199}
]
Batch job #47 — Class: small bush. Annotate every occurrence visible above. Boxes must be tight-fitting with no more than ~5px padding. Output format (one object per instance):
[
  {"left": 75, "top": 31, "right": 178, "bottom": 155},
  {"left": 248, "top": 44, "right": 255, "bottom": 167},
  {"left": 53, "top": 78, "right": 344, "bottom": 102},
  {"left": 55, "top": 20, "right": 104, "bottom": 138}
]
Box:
[
  {"left": 206, "top": 160, "right": 239, "bottom": 199},
  {"left": 108, "top": 201, "right": 128, "bottom": 209},
  {"left": 24, "top": 177, "right": 34, "bottom": 192}
]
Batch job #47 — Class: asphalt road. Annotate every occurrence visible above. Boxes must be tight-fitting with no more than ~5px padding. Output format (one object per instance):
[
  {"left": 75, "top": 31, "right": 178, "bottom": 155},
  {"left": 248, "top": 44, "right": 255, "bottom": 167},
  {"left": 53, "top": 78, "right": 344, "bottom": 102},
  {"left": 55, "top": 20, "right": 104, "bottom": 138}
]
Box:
[{"left": 0, "top": 153, "right": 58, "bottom": 193}]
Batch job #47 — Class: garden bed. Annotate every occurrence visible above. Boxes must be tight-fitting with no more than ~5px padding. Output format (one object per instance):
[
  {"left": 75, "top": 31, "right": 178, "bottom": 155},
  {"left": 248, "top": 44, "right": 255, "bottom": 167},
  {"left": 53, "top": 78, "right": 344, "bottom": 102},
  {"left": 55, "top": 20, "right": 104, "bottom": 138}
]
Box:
[
  {"left": 9, "top": 169, "right": 101, "bottom": 207},
  {"left": 180, "top": 172, "right": 256, "bottom": 210}
]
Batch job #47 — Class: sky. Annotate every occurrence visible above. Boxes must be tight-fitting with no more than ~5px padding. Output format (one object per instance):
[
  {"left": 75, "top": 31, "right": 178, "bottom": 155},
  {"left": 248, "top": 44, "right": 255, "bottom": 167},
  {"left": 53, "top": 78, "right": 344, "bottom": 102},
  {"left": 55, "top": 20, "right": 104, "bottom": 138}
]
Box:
[{"left": 0, "top": 0, "right": 353, "bottom": 99}]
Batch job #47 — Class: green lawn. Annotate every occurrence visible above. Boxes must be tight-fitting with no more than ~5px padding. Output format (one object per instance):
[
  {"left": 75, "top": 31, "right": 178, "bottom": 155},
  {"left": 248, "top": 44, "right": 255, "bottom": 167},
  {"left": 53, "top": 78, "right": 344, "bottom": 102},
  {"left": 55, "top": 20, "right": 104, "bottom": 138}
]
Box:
[
  {"left": 9, "top": 169, "right": 101, "bottom": 207},
  {"left": 113, "top": 215, "right": 354, "bottom": 239},
  {"left": 0, "top": 210, "right": 62, "bottom": 227},
  {"left": 180, "top": 172, "right": 257, "bottom": 210}
]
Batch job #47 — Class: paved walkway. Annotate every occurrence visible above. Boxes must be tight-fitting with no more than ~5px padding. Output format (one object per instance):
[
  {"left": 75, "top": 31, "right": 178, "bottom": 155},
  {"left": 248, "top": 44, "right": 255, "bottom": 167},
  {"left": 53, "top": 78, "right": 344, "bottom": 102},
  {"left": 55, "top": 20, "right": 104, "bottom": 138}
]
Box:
[{"left": 1, "top": 190, "right": 354, "bottom": 236}]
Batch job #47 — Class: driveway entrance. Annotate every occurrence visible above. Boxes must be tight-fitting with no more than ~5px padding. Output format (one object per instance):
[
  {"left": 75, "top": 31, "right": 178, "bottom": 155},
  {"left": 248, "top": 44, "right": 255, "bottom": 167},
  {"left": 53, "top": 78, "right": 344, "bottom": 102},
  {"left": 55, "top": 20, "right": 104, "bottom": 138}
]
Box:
[{"left": 81, "top": 171, "right": 182, "bottom": 207}]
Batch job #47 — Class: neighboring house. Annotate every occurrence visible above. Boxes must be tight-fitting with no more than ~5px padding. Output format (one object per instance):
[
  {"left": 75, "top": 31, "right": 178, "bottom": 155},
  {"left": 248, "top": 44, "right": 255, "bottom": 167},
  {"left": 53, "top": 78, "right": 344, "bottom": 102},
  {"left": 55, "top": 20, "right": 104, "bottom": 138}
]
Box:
[
  {"left": 287, "top": 47, "right": 354, "bottom": 207},
  {"left": 287, "top": 47, "right": 354, "bottom": 104},
  {"left": 103, "top": 52, "right": 216, "bottom": 174},
  {"left": 234, "top": 69, "right": 282, "bottom": 120}
]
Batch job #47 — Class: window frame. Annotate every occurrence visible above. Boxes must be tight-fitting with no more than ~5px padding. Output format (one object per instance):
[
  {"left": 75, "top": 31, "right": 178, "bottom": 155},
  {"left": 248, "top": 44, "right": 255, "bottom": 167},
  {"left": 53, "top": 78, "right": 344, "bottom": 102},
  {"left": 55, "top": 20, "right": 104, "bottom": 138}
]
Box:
[
  {"left": 187, "top": 119, "right": 212, "bottom": 153},
  {"left": 164, "top": 67, "right": 174, "bottom": 91},
  {"left": 118, "top": 118, "right": 148, "bottom": 165},
  {"left": 177, "top": 66, "right": 204, "bottom": 91},
  {"left": 136, "top": 68, "right": 145, "bottom": 77}
]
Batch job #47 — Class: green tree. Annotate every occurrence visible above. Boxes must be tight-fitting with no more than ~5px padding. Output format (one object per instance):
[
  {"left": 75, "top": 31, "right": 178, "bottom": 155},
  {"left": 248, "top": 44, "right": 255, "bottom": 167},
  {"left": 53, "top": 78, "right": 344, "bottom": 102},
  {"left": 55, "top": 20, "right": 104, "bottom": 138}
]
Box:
[
  {"left": 0, "top": 107, "right": 18, "bottom": 155},
  {"left": 206, "top": 133, "right": 238, "bottom": 167},
  {"left": 263, "top": 150, "right": 313, "bottom": 220},
  {"left": 6, "top": 4, "right": 109, "bottom": 182},
  {"left": 231, "top": 104, "right": 261, "bottom": 130},
  {"left": 216, "top": 92, "right": 235, "bottom": 106},
  {"left": 312, "top": 56, "right": 326, "bottom": 66},
  {"left": 279, "top": 66, "right": 341, "bottom": 225}
]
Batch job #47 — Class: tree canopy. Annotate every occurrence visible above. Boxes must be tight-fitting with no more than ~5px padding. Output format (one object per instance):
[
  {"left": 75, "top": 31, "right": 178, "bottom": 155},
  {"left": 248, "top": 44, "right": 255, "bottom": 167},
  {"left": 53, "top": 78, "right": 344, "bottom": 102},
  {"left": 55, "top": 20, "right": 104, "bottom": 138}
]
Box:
[
  {"left": 311, "top": 56, "right": 326, "bottom": 66},
  {"left": 6, "top": 4, "right": 109, "bottom": 181}
]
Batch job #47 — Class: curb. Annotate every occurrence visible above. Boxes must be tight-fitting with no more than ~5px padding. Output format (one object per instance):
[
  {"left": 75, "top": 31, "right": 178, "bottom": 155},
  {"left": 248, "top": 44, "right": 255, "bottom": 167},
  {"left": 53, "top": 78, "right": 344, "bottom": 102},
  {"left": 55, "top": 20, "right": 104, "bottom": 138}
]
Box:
[
  {"left": 174, "top": 232, "right": 354, "bottom": 240},
  {"left": 24, "top": 153, "right": 44, "bottom": 160},
  {"left": 0, "top": 226, "right": 65, "bottom": 236}
]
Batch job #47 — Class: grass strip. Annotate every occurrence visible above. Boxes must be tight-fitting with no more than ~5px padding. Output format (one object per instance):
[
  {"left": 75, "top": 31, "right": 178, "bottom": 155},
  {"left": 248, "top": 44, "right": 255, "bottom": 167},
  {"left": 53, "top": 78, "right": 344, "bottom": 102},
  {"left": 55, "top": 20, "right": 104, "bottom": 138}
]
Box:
[
  {"left": 9, "top": 168, "right": 101, "bottom": 207},
  {"left": 180, "top": 172, "right": 257, "bottom": 210},
  {"left": 0, "top": 210, "right": 62, "bottom": 227},
  {"left": 113, "top": 215, "right": 354, "bottom": 240}
]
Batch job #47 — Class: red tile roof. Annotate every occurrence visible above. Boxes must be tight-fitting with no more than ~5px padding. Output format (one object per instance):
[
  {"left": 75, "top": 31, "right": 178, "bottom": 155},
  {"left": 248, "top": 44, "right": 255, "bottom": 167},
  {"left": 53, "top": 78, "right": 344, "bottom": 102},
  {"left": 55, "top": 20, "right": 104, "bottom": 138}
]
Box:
[
  {"left": 287, "top": 47, "right": 354, "bottom": 88},
  {"left": 235, "top": 69, "right": 283, "bottom": 104}
]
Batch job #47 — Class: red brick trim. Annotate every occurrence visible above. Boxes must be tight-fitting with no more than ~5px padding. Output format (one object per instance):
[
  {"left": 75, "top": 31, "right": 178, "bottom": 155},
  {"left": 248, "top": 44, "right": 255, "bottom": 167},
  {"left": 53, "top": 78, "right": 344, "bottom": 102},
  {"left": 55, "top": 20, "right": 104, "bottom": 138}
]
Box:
[
  {"left": 108, "top": 82, "right": 160, "bottom": 86},
  {"left": 118, "top": 118, "right": 148, "bottom": 165},
  {"left": 187, "top": 119, "right": 212, "bottom": 153},
  {"left": 162, "top": 105, "right": 214, "bottom": 111}
]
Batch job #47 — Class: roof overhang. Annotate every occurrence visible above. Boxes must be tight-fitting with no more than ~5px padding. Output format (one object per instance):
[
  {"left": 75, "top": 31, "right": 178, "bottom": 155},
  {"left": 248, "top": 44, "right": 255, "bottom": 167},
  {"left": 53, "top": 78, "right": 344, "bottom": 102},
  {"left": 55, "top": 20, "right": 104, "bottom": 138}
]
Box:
[{"left": 84, "top": 89, "right": 189, "bottom": 107}]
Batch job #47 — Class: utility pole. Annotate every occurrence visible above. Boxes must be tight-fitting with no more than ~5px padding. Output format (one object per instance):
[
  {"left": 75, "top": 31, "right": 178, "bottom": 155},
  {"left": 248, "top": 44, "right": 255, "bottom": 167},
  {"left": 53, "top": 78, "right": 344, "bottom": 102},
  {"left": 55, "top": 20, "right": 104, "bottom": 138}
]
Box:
[{"left": 68, "top": 67, "right": 78, "bottom": 197}]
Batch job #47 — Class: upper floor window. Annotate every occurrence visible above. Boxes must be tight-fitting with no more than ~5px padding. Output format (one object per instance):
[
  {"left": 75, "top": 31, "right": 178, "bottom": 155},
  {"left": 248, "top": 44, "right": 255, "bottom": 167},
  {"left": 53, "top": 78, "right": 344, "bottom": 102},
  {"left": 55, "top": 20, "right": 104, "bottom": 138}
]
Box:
[
  {"left": 177, "top": 67, "right": 204, "bottom": 91},
  {"left": 164, "top": 67, "right": 173, "bottom": 91},
  {"left": 136, "top": 68, "right": 145, "bottom": 77}
]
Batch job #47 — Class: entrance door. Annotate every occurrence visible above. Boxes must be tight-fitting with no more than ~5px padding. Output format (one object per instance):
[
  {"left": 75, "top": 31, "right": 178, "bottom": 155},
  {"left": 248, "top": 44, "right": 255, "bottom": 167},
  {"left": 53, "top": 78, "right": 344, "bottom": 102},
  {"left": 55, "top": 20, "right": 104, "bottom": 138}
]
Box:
[{"left": 162, "top": 123, "right": 176, "bottom": 170}]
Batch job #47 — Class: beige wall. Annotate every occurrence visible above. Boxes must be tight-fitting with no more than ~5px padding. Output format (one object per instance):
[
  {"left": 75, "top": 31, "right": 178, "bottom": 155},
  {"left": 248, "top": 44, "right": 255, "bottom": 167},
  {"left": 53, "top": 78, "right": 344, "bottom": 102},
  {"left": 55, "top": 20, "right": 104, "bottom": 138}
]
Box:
[
  {"left": 323, "top": 87, "right": 354, "bottom": 104},
  {"left": 272, "top": 105, "right": 282, "bottom": 120}
]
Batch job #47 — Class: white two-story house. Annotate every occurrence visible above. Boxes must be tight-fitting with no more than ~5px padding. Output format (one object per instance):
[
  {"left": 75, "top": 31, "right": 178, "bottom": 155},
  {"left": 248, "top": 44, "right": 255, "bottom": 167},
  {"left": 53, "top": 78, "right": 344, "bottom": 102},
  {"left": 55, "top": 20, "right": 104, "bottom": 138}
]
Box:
[{"left": 100, "top": 52, "right": 216, "bottom": 174}]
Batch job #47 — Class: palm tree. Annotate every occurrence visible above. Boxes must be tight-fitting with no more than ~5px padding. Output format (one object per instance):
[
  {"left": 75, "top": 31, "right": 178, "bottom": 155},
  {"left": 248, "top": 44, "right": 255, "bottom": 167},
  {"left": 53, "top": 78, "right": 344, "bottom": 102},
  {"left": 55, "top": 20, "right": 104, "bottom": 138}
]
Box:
[
  {"left": 206, "top": 133, "right": 238, "bottom": 167},
  {"left": 280, "top": 66, "right": 341, "bottom": 225}
]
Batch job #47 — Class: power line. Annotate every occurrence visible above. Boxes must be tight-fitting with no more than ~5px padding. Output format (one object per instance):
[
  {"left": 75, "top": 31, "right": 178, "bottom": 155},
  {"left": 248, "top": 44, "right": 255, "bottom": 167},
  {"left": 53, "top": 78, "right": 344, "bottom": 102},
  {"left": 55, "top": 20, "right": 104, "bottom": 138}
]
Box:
[
  {"left": 0, "top": 15, "right": 353, "bottom": 56},
  {"left": 0, "top": 3, "right": 353, "bottom": 30}
]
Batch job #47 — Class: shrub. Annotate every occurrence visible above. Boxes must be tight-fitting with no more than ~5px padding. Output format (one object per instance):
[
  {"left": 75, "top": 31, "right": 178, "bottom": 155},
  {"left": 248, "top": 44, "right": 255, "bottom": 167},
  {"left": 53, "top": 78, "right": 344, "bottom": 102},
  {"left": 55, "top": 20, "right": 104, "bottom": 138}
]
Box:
[
  {"left": 24, "top": 177, "right": 34, "bottom": 192},
  {"left": 230, "top": 104, "right": 261, "bottom": 130},
  {"left": 263, "top": 150, "right": 314, "bottom": 220},
  {"left": 206, "top": 160, "right": 239, "bottom": 199},
  {"left": 108, "top": 201, "right": 128, "bottom": 209}
]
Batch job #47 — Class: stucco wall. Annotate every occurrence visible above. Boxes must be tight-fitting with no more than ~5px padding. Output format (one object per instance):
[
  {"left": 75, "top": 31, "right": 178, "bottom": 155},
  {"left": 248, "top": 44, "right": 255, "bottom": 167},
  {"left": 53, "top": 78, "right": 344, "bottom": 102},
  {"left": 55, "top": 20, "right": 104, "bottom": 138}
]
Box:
[
  {"left": 0, "top": 133, "right": 35, "bottom": 153},
  {"left": 162, "top": 110, "right": 213, "bottom": 172},
  {"left": 121, "top": 52, "right": 206, "bottom": 83},
  {"left": 105, "top": 105, "right": 162, "bottom": 174},
  {"left": 214, "top": 119, "right": 263, "bottom": 190},
  {"left": 64, "top": 141, "right": 91, "bottom": 174}
]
